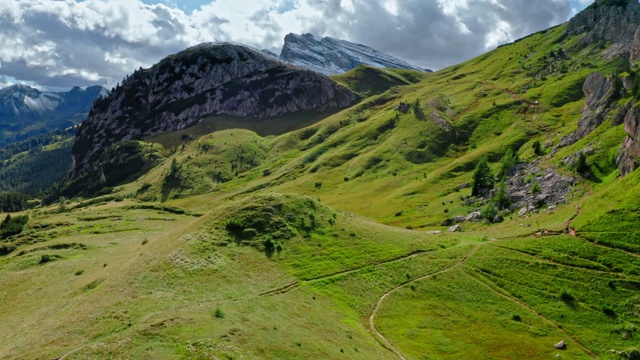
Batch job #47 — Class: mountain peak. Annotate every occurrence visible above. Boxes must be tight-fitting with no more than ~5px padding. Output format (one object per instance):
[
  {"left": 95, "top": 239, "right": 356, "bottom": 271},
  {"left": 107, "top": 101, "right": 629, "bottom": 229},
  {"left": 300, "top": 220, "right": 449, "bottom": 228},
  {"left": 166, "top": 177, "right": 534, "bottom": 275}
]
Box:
[
  {"left": 279, "top": 32, "right": 428, "bottom": 75},
  {"left": 67, "top": 41, "right": 359, "bottom": 186}
]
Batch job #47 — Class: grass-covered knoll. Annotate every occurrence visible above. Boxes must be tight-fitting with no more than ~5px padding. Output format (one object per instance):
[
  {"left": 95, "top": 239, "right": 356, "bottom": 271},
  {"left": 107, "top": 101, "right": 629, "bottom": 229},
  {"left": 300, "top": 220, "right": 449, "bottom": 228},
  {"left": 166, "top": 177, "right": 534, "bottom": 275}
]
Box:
[
  {"left": 332, "top": 66, "right": 428, "bottom": 97},
  {"left": 207, "top": 193, "right": 457, "bottom": 279}
]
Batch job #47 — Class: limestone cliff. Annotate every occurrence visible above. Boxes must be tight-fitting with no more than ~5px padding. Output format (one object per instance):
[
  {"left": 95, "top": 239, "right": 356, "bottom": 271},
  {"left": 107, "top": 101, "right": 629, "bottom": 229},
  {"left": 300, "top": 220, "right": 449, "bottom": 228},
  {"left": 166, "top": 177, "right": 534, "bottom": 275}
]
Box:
[{"left": 567, "top": 0, "right": 640, "bottom": 56}]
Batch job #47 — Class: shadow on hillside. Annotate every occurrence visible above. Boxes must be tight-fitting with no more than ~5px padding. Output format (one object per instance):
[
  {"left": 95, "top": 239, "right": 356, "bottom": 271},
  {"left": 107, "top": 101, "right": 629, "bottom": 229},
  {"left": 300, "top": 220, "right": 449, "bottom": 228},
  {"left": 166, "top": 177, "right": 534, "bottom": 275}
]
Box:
[{"left": 146, "top": 109, "right": 347, "bottom": 148}]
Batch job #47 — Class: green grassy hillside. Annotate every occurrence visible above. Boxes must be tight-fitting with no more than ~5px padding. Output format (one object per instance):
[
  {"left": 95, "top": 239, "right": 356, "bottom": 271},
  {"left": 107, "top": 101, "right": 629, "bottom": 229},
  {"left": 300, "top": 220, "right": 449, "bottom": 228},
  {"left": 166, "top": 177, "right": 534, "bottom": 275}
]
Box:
[
  {"left": 332, "top": 66, "right": 428, "bottom": 97},
  {"left": 2, "top": 16, "right": 640, "bottom": 360}
]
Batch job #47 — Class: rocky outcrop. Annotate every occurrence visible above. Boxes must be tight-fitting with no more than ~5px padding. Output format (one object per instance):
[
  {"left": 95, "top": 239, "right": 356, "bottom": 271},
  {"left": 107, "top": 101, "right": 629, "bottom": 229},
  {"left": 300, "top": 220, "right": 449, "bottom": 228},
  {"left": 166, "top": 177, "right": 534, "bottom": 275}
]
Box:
[
  {"left": 279, "top": 33, "right": 428, "bottom": 75},
  {"left": 506, "top": 163, "right": 576, "bottom": 216},
  {"left": 69, "top": 43, "right": 360, "bottom": 180},
  {"left": 559, "top": 72, "right": 615, "bottom": 147},
  {"left": 567, "top": 0, "right": 640, "bottom": 55},
  {"left": 632, "top": 27, "right": 640, "bottom": 63},
  {"left": 616, "top": 24, "right": 640, "bottom": 176},
  {"left": 617, "top": 104, "right": 640, "bottom": 175}
]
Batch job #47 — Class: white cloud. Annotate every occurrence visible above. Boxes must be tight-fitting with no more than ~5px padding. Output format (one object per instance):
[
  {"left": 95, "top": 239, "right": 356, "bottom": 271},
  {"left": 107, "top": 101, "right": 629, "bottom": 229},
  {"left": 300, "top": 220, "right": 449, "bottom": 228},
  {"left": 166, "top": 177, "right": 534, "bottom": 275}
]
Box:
[{"left": 0, "top": 0, "right": 582, "bottom": 89}]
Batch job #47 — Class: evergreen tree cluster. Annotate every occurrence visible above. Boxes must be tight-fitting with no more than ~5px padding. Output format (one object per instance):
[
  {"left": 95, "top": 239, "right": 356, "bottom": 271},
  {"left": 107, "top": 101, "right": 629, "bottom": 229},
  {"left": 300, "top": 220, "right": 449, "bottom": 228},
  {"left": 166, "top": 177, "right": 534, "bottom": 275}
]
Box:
[
  {"left": 0, "top": 192, "right": 31, "bottom": 212},
  {"left": 473, "top": 147, "right": 520, "bottom": 223},
  {"left": 0, "top": 214, "right": 29, "bottom": 239}
]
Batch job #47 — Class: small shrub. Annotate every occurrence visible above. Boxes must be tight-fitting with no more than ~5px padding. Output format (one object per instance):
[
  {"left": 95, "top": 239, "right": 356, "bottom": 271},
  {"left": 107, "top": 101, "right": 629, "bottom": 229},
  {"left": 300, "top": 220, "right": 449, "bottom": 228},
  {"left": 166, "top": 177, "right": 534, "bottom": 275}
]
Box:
[
  {"left": 602, "top": 305, "right": 616, "bottom": 318},
  {"left": 525, "top": 174, "right": 534, "bottom": 183},
  {"left": 314, "top": 182, "right": 323, "bottom": 189},
  {"left": 142, "top": 238, "right": 149, "bottom": 245},
  {"left": 531, "top": 182, "right": 541, "bottom": 194},
  {"left": 560, "top": 290, "right": 575, "bottom": 303},
  {"left": 213, "top": 308, "right": 224, "bottom": 319},
  {"left": 138, "top": 183, "right": 152, "bottom": 193},
  {"left": 75, "top": 270, "right": 85, "bottom": 276},
  {"left": 39, "top": 254, "right": 52, "bottom": 264},
  {"left": 481, "top": 202, "right": 498, "bottom": 222},
  {"left": 512, "top": 314, "right": 522, "bottom": 322},
  {"left": 295, "top": 342, "right": 302, "bottom": 347}
]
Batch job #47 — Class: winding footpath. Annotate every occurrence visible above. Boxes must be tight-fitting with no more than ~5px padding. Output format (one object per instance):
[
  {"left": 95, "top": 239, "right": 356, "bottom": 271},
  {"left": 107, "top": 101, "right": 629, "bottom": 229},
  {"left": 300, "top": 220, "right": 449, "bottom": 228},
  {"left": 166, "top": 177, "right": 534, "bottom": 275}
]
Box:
[
  {"left": 260, "top": 250, "right": 431, "bottom": 297},
  {"left": 367, "top": 230, "right": 599, "bottom": 360},
  {"left": 367, "top": 243, "right": 486, "bottom": 359}
]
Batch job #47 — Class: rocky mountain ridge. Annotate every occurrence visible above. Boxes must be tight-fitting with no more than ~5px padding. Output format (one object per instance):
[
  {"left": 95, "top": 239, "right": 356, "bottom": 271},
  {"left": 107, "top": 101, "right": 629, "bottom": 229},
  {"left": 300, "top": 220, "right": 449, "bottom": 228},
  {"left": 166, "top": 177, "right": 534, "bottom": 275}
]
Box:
[
  {"left": 567, "top": 0, "right": 640, "bottom": 56},
  {"left": 68, "top": 43, "right": 360, "bottom": 184},
  {"left": 278, "top": 33, "right": 428, "bottom": 75},
  {"left": 0, "top": 84, "right": 106, "bottom": 145}
]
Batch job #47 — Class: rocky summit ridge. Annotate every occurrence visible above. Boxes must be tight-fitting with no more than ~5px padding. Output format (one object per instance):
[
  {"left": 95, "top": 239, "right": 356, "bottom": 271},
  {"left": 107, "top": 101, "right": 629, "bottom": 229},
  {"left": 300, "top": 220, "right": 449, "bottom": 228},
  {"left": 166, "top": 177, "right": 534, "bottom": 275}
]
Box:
[
  {"left": 68, "top": 43, "right": 360, "bottom": 183},
  {"left": 279, "top": 33, "right": 428, "bottom": 75},
  {"left": 567, "top": 0, "right": 640, "bottom": 56}
]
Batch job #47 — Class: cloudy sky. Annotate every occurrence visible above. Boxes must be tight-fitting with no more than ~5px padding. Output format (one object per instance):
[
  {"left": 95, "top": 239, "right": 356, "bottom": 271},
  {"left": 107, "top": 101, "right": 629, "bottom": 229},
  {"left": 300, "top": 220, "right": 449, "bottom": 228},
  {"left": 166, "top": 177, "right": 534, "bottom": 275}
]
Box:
[{"left": 0, "top": 0, "right": 595, "bottom": 91}]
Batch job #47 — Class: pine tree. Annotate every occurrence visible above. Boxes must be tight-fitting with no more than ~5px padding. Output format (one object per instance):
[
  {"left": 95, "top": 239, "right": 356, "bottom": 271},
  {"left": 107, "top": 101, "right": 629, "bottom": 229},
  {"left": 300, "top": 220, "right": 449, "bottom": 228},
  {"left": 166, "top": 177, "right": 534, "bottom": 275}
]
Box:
[
  {"left": 99, "top": 170, "right": 107, "bottom": 186},
  {"left": 498, "top": 147, "right": 519, "bottom": 179},
  {"left": 493, "top": 180, "right": 511, "bottom": 210},
  {"left": 532, "top": 140, "right": 543, "bottom": 156},
  {"left": 58, "top": 196, "right": 67, "bottom": 213},
  {"left": 471, "top": 156, "right": 494, "bottom": 197}
]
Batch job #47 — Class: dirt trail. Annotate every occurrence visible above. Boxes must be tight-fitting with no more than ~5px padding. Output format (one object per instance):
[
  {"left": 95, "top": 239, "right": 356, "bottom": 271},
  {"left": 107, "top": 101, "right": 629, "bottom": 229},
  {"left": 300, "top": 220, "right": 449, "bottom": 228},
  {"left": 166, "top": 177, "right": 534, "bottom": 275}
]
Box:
[
  {"left": 368, "top": 243, "right": 486, "bottom": 359},
  {"left": 565, "top": 205, "right": 582, "bottom": 236},
  {"left": 259, "top": 250, "right": 431, "bottom": 297},
  {"left": 368, "top": 223, "right": 601, "bottom": 360}
]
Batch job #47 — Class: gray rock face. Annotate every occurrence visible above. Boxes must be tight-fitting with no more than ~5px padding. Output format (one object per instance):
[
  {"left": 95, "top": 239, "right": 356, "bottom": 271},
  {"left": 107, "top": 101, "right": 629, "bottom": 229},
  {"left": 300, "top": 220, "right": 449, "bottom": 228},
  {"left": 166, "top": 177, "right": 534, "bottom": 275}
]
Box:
[
  {"left": 617, "top": 24, "right": 640, "bottom": 176},
  {"left": 617, "top": 103, "right": 640, "bottom": 175},
  {"left": 279, "top": 33, "right": 428, "bottom": 75},
  {"left": 70, "top": 43, "right": 359, "bottom": 179},
  {"left": 465, "top": 211, "right": 482, "bottom": 222},
  {"left": 567, "top": 0, "right": 640, "bottom": 55},
  {"left": 632, "top": 27, "right": 640, "bottom": 63},
  {"left": 559, "top": 72, "right": 615, "bottom": 147},
  {"left": 507, "top": 163, "right": 576, "bottom": 216},
  {"left": 448, "top": 225, "right": 463, "bottom": 232}
]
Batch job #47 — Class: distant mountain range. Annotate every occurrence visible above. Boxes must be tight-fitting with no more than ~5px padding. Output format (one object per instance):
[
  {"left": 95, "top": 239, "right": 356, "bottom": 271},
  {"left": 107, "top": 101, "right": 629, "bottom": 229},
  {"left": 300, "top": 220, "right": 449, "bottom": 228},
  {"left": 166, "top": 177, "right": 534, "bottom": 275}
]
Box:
[
  {"left": 272, "top": 33, "right": 429, "bottom": 75},
  {"left": 0, "top": 84, "right": 107, "bottom": 146}
]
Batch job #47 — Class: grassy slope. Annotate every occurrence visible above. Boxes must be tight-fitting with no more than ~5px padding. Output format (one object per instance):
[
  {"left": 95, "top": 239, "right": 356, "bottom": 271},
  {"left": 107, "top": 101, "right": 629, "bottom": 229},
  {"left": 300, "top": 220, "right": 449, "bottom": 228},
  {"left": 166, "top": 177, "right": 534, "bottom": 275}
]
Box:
[
  {"left": 2, "top": 21, "right": 640, "bottom": 359},
  {"left": 332, "top": 66, "right": 428, "bottom": 97}
]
